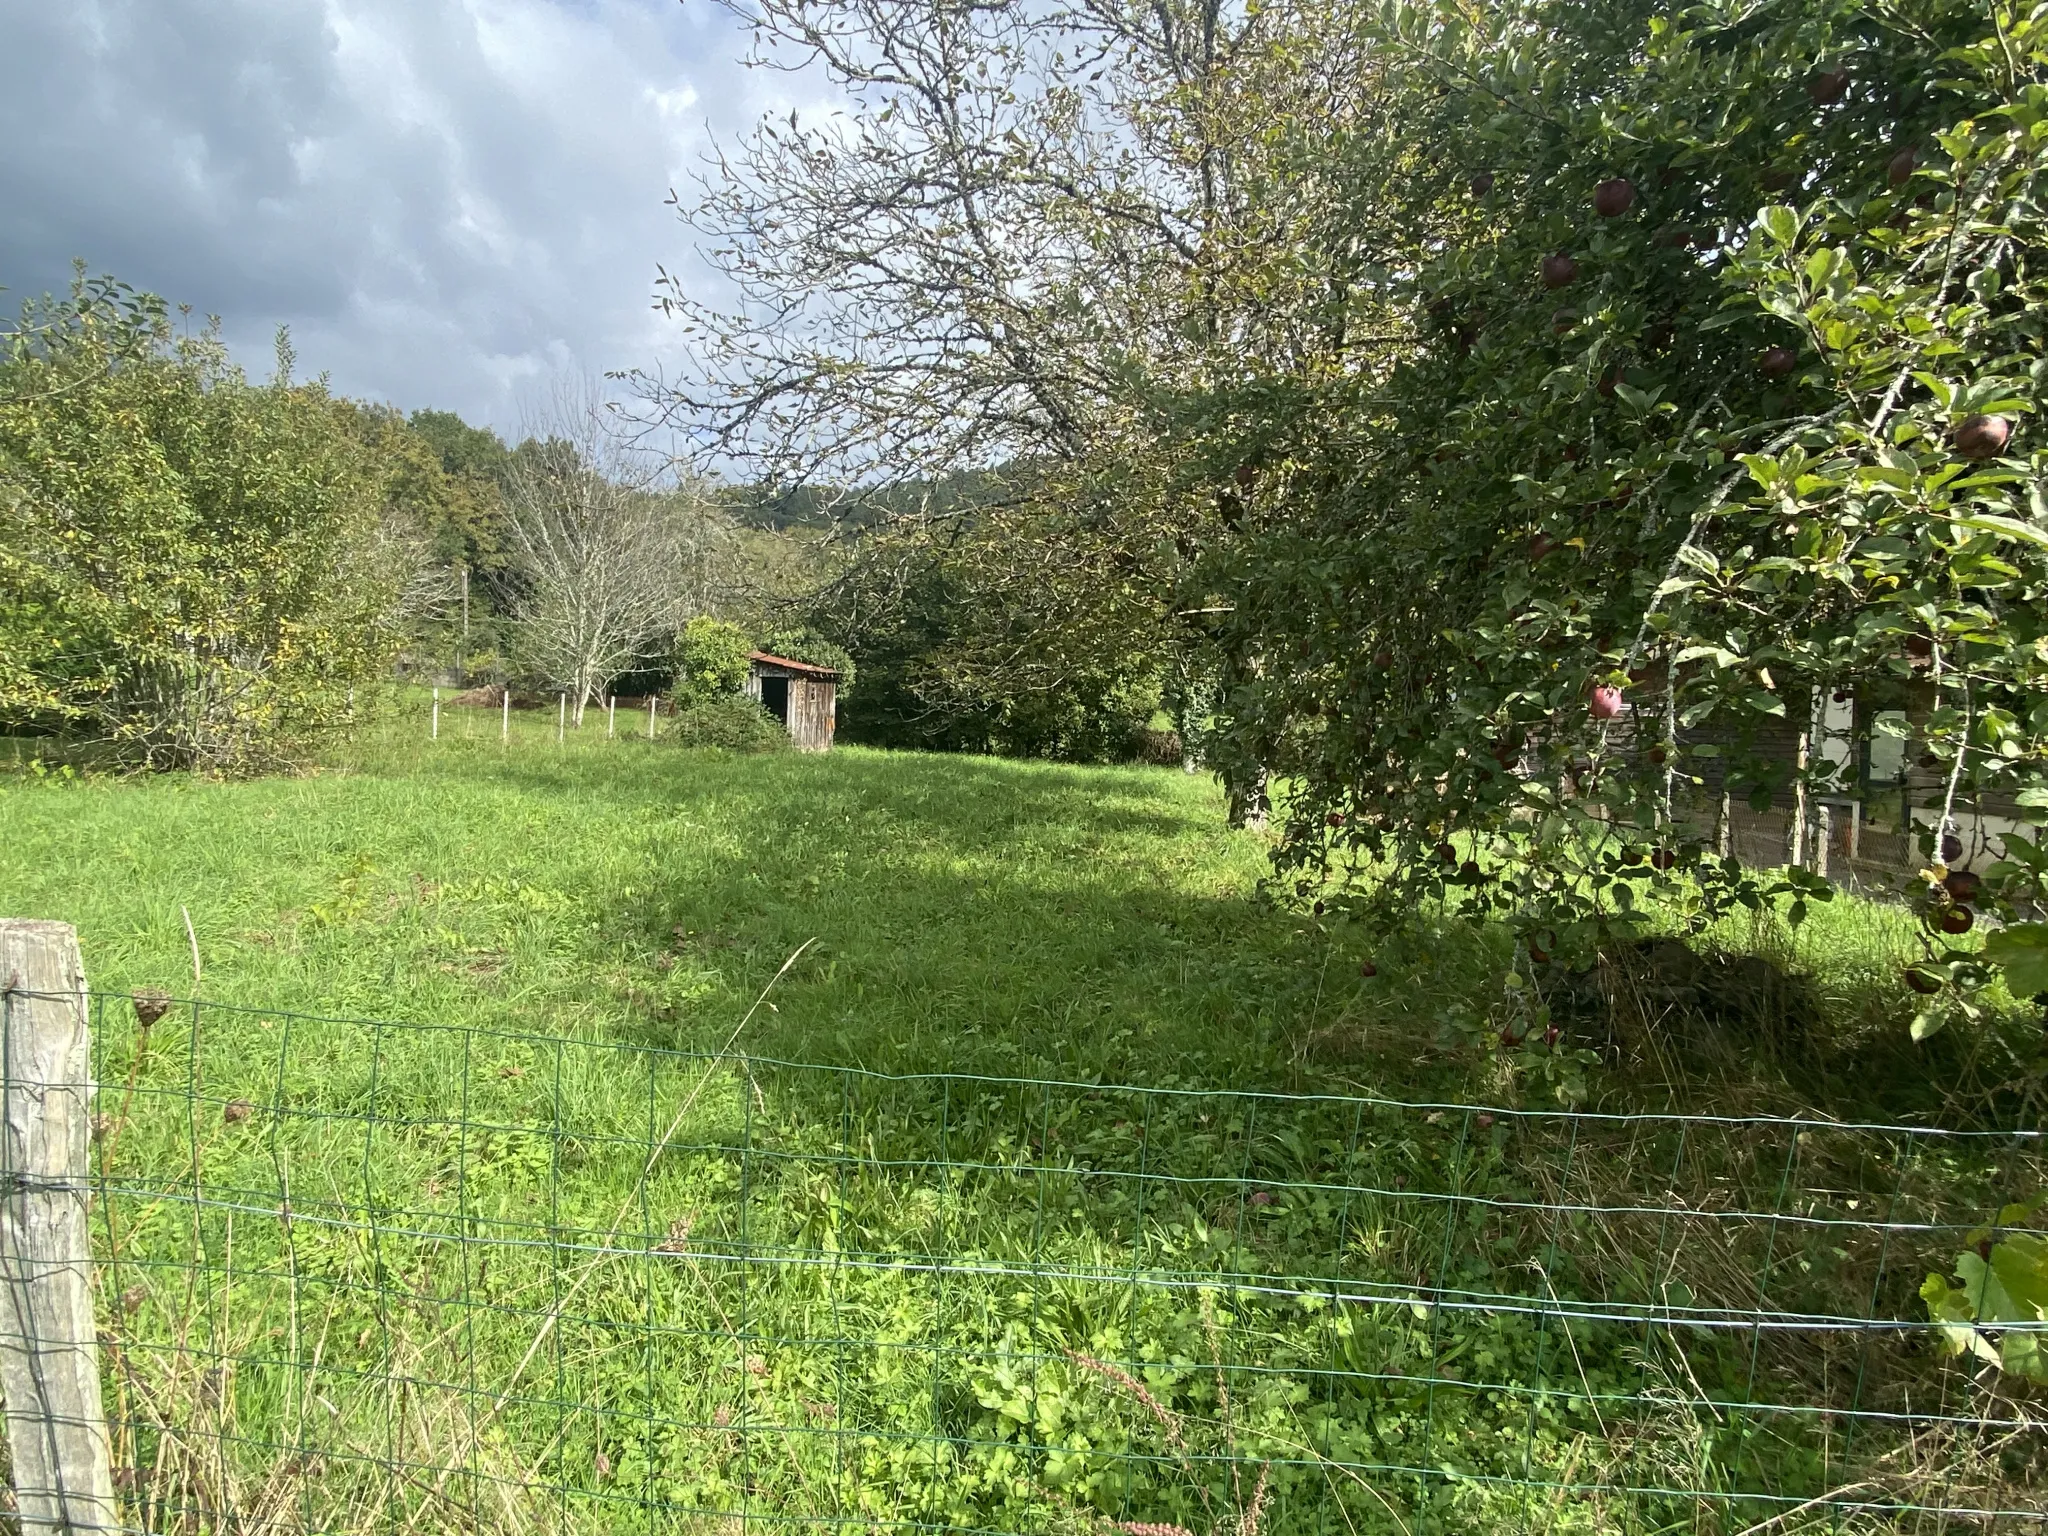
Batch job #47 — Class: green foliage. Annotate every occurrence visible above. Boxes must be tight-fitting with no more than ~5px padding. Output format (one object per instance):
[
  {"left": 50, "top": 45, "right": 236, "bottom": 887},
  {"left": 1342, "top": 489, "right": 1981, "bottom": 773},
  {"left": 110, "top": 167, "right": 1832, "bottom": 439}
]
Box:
[
  {"left": 343, "top": 403, "right": 509, "bottom": 577},
  {"left": 671, "top": 616, "right": 755, "bottom": 701},
  {"left": 408, "top": 407, "right": 512, "bottom": 485},
  {"left": 1173, "top": 0, "right": 2048, "bottom": 1016},
  {"left": 821, "top": 524, "right": 1166, "bottom": 761},
  {"left": 1983, "top": 921, "right": 2048, "bottom": 999},
  {"left": 0, "top": 273, "right": 412, "bottom": 771},
  {"left": 667, "top": 690, "right": 789, "bottom": 752},
  {"left": 1923, "top": 1198, "right": 2048, "bottom": 1380},
  {"left": 758, "top": 625, "right": 856, "bottom": 695}
]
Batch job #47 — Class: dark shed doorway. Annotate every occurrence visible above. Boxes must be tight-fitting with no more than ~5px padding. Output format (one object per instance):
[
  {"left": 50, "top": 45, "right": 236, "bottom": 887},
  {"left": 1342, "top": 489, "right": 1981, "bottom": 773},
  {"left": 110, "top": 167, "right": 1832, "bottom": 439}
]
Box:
[{"left": 743, "top": 651, "right": 840, "bottom": 751}]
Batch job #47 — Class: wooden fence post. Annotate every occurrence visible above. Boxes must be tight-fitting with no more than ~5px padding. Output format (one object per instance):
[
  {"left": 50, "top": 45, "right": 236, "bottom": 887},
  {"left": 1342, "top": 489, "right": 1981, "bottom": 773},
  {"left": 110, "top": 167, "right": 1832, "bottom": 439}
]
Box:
[{"left": 0, "top": 921, "right": 116, "bottom": 1532}]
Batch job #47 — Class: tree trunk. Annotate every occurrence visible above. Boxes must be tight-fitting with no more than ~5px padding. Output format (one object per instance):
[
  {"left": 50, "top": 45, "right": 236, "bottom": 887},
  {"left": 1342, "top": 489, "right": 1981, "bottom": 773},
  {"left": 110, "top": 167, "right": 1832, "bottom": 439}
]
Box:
[{"left": 1226, "top": 767, "right": 1271, "bottom": 832}]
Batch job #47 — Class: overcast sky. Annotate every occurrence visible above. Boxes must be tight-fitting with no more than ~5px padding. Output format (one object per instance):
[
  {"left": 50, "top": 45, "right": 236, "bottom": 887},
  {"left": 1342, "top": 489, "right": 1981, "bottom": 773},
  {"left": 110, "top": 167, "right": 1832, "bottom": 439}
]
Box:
[{"left": 0, "top": 0, "right": 794, "bottom": 438}]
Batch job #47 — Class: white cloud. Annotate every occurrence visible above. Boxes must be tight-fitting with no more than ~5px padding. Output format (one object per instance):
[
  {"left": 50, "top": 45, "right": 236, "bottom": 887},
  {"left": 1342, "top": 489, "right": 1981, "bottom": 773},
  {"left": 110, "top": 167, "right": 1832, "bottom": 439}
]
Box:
[{"left": 0, "top": 0, "right": 784, "bottom": 436}]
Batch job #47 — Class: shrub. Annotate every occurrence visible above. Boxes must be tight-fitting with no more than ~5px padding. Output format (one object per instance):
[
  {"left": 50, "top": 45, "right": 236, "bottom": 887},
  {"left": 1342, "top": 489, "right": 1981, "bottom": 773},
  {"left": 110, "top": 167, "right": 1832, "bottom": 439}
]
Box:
[
  {"left": 668, "top": 691, "right": 788, "bottom": 752},
  {"left": 0, "top": 275, "right": 412, "bottom": 772},
  {"left": 671, "top": 617, "right": 754, "bottom": 702}
]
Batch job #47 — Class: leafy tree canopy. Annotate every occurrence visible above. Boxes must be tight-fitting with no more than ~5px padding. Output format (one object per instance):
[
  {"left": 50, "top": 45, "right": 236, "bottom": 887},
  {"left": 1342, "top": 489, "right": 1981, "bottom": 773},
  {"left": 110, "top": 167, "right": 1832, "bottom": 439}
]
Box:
[
  {"left": 671, "top": 0, "right": 2048, "bottom": 1031},
  {"left": 0, "top": 274, "right": 419, "bottom": 771}
]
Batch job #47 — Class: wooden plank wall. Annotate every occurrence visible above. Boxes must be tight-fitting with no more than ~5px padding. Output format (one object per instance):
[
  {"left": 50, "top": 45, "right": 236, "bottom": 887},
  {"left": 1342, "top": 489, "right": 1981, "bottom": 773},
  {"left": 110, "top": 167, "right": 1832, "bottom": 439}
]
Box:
[{"left": 786, "top": 676, "right": 836, "bottom": 751}]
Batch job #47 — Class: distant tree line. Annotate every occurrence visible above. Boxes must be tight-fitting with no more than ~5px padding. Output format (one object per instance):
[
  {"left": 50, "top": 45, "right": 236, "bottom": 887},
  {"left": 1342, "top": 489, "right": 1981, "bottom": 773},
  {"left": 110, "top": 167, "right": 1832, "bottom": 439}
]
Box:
[{"left": 0, "top": 271, "right": 826, "bottom": 771}]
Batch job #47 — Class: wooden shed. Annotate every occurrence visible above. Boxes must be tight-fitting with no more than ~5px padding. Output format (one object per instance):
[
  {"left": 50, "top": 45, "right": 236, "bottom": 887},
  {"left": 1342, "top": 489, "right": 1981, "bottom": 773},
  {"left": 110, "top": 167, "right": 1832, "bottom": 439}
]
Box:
[{"left": 745, "top": 651, "right": 839, "bottom": 751}]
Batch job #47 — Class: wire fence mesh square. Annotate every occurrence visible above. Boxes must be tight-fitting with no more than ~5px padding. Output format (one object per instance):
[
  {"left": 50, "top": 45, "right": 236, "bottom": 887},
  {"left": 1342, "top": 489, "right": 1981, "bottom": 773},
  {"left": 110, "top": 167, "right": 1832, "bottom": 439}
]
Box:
[{"left": 78, "top": 993, "right": 2047, "bottom": 1535}]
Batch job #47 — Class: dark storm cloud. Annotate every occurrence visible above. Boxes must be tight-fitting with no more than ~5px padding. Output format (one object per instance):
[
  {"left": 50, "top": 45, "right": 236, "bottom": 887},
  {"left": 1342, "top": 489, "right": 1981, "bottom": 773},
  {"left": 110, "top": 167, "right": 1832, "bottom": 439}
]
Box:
[{"left": 0, "top": 0, "right": 762, "bottom": 434}]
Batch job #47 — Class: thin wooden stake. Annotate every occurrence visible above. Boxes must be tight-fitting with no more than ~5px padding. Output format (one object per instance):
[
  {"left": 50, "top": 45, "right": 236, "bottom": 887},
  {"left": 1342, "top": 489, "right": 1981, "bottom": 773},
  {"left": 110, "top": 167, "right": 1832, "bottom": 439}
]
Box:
[
  {"left": 431, "top": 687, "right": 440, "bottom": 741},
  {"left": 558, "top": 694, "right": 566, "bottom": 745},
  {"left": 501, "top": 689, "right": 510, "bottom": 743},
  {"left": 0, "top": 920, "right": 117, "bottom": 1533},
  {"left": 607, "top": 697, "right": 615, "bottom": 739},
  {"left": 648, "top": 698, "right": 656, "bottom": 739}
]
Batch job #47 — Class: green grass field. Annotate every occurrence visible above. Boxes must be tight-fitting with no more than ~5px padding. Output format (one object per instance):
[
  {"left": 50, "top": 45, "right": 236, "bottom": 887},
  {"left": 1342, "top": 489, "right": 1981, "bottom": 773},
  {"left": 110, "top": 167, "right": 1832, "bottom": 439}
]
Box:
[
  {"left": 2, "top": 698, "right": 2024, "bottom": 1119},
  {"left": 3, "top": 706, "right": 1364, "bottom": 1088},
  {"left": 0, "top": 706, "right": 2039, "bottom": 1535}
]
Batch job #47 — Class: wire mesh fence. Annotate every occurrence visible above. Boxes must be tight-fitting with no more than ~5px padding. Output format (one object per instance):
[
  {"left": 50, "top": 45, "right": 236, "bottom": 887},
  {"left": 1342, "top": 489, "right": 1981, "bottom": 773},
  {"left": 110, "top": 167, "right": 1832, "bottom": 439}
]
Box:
[{"left": 61, "top": 990, "right": 2048, "bottom": 1534}]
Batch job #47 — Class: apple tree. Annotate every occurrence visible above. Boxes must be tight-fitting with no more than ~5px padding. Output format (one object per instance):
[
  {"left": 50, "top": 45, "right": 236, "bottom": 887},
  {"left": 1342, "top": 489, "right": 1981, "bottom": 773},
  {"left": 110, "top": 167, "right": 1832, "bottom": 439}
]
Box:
[{"left": 1180, "top": 0, "right": 2048, "bottom": 1031}]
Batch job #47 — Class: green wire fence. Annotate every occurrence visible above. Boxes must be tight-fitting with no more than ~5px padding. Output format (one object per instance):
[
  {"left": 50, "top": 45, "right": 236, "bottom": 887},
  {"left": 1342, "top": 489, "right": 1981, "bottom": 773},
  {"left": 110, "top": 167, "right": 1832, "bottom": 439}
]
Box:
[{"left": 68, "top": 990, "right": 2048, "bottom": 1534}]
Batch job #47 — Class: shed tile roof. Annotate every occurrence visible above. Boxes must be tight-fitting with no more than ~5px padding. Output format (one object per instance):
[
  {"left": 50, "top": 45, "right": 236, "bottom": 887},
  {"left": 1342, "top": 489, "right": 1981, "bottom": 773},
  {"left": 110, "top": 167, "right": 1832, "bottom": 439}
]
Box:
[{"left": 749, "top": 650, "right": 841, "bottom": 679}]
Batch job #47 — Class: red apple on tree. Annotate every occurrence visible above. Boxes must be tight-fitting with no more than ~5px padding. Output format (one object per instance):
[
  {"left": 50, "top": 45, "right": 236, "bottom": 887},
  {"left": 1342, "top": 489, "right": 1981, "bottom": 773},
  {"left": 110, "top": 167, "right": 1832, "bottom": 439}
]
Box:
[
  {"left": 1954, "top": 414, "right": 2011, "bottom": 460},
  {"left": 1541, "top": 253, "right": 1579, "bottom": 289},
  {"left": 1904, "top": 967, "right": 1942, "bottom": 995},
  {"left": 1887, "top": 147, "right": 1918, "bottom": 185},
  {"left": 1589, "top": 684, "right": 1625, "bottom": 720},
  {"left": 1937, "top": 905, "right": 1975, "bottom": 935},
  {"left": 1807, "top": 66, "right": 1849, "bottom": 105},
  {"left": 1759, "top": 346, "right": 1797, "bottom": 378},
  {"left": 1470, "top": 171, "right": 1495, "bottom": 197},
  {"left": 1593, "top": 177, "right": 1635, "bottom": 217}
]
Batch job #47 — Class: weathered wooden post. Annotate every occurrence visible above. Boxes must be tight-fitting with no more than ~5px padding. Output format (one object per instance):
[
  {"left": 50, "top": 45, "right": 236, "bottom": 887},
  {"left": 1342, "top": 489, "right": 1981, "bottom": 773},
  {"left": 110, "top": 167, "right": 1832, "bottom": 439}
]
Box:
[
  {"left": 431, "top": 687, "right": 440, "bottom": 741},
  {"left": 501, "top": 688, "right": 510, "bottom": 743},
  {"left": 0, "top": 920, "right": 117, "bottom": 1532}
]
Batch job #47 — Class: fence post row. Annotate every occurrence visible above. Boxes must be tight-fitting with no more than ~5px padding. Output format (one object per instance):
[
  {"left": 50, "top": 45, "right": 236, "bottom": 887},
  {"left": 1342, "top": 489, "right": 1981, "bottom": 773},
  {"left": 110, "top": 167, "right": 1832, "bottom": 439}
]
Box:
[{"left": 0, "top": 920, "right": 116, "bottom": 1532}]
